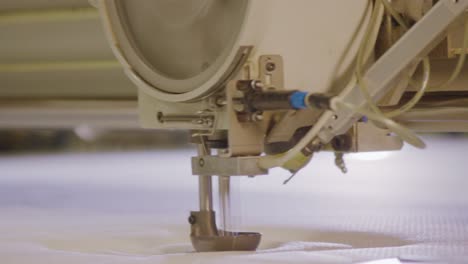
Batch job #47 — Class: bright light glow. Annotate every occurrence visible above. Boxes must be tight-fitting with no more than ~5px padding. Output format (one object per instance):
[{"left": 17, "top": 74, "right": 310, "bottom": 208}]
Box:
[
  {"left": 360, "top": 258, "right": 401, "bottom": 264},
  {"left": 347, "top": 151, "right": 394, "bottom": 161},
  {"left": 74, "top": 124, "right": 102, "bottom": 142}
]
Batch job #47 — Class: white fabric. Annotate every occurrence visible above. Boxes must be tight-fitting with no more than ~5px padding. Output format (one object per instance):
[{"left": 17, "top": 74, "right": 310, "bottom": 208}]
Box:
[{"left": 0, "top": 135, "right": 467, "bottom": 263}]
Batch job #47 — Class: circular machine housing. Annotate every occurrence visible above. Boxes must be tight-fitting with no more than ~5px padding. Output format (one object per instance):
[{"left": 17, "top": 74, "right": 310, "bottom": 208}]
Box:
[
  {"left": 99, "top": 0, "right": 370, "bottom": 103},
  {"left": 99, "top": 0, "right": 249, "bottom": 102}
]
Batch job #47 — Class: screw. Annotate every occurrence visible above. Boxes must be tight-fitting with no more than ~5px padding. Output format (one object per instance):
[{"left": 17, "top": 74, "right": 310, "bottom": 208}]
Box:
[
  {"left": 251, "top": 112, "right": 264, "bottom": 122},
  {"left": 220, "top": 149, "right": 229, "bottom": 154},
  {"left": 233, "top": 103, "right": 245, "bottom": 112},
  {"left": 265, "top": 62, "right": 276, "bottom": 72},
  {"left": 188, "top": 215, "right": 196, "bottom": 225},
  {"left": 204, "top": 118, "right": 214, "bottom": 127},
  {"left": 199, "top": 158, "right": 205, "bottom": 167},
  {"left": 215, "top": 96, "right": 227, "bottom": 107},
  {"left": 201, "top": 62, "right": 210, "bottom": 71},
  {"left": 251, "top": 80, "right": 264, "bottom": 90},
  {"left": 157, "top": 112, "right": 164, "bottom": 123}
]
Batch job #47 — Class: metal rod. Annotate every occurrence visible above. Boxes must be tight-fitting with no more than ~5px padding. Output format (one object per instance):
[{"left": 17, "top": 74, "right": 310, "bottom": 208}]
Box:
[
  {"left": 218, "top": 176, "right": 231, "bottom": 236},
  {"left": 196, "top": 142, "right": 213, "bottom": 211}
]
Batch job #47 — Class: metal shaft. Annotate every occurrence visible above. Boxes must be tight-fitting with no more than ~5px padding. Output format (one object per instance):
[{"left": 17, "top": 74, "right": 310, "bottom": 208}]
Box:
[
  {"left": 197, "top": 144, "right": 213, "bottom": 211},
  {"left": 218, "top": 176, "right": 231, "bottom": 235}
]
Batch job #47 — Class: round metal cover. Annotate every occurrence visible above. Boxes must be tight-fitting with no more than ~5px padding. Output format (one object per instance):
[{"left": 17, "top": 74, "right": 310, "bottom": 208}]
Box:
[{"left": 103, "top": 0, "right": 249, "bottom": 101}]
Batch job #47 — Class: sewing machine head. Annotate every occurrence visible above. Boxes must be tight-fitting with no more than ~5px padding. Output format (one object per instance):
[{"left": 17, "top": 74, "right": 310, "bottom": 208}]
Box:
[
  {"left": 93, "top": 0, "right": 468, "bottom": 251},
  {"left": 0, "top": 0, "right": 466, "bottom": 252}
]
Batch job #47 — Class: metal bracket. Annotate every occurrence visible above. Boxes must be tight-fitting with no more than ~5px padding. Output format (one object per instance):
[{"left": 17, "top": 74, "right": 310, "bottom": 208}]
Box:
[
  {"left": 331, "top": 122, "right": 403, "bottom": 153},
  {"left": 224, "top": 55, "right": 284, "bottom": 156},
  {"left": 192, "top": 156, "right": 268, "bottom": 176},
  {"left": 258, "top": 55, "right": 284, "bottom": 91}
]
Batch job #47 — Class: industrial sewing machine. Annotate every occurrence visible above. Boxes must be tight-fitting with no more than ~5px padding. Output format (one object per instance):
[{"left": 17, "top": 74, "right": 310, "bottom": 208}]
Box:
[{"left": 0, "top": 0, "right": 467, "bottom": 252}]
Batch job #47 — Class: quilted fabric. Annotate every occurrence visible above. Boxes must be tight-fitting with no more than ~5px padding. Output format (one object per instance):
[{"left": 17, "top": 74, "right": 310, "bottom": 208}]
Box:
[{"left": 0, "top": 135, "right": 467, "bottom": 263}]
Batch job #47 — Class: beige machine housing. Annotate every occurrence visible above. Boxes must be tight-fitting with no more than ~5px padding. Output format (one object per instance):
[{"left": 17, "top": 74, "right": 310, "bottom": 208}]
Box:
[{"left": 98, "top": 1, "right": 370, "bottom": 133}]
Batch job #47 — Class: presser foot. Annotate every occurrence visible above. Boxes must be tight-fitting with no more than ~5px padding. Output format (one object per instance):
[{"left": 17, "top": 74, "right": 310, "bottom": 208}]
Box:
[{"left": 188, "top": 210, "right": 261, "bottom": 252}]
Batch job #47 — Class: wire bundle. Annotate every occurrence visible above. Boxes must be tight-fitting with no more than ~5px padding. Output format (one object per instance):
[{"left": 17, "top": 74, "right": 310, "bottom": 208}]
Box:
[{"left": 259, "top": 0, "right": 468, "bottom": 170}]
